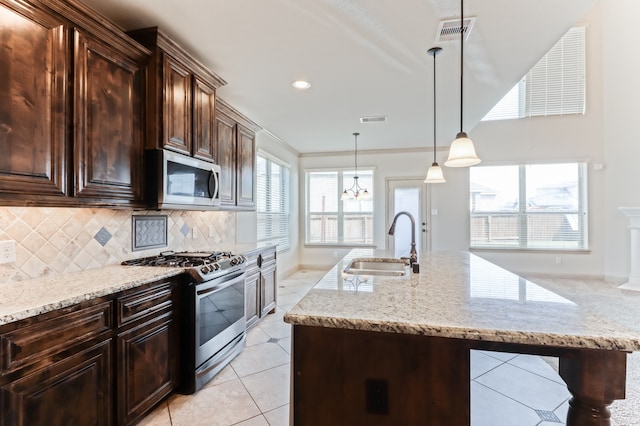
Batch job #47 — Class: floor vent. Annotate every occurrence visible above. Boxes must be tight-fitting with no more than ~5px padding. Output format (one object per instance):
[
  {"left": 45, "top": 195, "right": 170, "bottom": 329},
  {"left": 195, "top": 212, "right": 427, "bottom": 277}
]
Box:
[
  {"left": 436, "top": 17, "right": 476, "bottom": 42},
  {"left": 360, "top": 115, "right": 387, "bottom": 124}
]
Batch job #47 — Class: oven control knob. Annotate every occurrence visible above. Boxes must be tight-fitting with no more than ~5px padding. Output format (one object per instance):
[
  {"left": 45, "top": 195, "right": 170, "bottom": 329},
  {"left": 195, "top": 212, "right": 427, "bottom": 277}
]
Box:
[
  {"left": 200, "top": 265, "right": 210, "bottom": 274},
  {"left": 230, "top": 257, "right": 239, "bottom": 266},
  {"left": 212, "top": 263, "right": 220, "bottom": 271}
]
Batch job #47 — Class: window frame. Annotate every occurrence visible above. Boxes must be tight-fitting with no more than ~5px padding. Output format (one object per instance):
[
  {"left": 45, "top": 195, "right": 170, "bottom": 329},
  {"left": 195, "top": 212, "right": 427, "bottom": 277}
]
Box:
[
  {"left": 469, "top": 162, "right": 589, "bottom": 252},
  {"left": 256, "top": 151, "right": 290, "bottom": 253},
  {"left": 304, "top": 167, "right": 375, "bottom": 247}
]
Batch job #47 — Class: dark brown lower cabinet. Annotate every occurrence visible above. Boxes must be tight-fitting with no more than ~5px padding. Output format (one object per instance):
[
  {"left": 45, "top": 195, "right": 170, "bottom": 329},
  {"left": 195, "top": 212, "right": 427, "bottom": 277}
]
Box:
[
  {"left": 245, "top": 268, "right": 261, "bottom": 328},
  {"left": 244, "top": 246, "right": 277, "bottom": 329},
  {"left": 0, "top": 276, "right": 181, "bottom": 426},
  {"left": 0, "top": 340, "right": 113, "bottom": 426},
  {"left": 116, "top": 317, "right": 177, "bottom": 424},
  {"left": 115, "top": 279, "right": 179, "bottom": 425}
]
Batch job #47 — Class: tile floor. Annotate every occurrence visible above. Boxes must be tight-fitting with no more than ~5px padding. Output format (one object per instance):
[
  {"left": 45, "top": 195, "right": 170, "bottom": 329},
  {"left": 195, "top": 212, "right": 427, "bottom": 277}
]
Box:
[{"left": 138, "top": 270, "right": 611, "bottom": 426}]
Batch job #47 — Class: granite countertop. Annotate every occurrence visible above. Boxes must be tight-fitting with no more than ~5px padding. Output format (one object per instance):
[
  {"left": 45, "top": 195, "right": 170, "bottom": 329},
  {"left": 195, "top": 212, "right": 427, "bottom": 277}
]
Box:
[
  {"left": 283, "top": 249, "right": 640, "bottom": 352},
  {"left": 0, "top": 265, "right": 184, "bottom": 325},
  {"left": 0, "top": 244, "right": 276, "bottom": 326}
]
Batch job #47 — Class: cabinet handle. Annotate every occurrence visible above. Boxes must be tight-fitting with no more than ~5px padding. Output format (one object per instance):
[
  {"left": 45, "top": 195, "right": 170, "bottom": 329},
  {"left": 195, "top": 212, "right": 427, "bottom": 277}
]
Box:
[{"left": 257, "top": 254, "right": 263, "bottom": 268}]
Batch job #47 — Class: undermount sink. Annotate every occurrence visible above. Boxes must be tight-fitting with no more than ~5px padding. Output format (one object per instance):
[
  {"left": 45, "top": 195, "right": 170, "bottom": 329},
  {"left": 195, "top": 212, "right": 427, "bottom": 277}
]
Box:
[{"left": 343, "top": 258, "right": 408, "bottom": 276}]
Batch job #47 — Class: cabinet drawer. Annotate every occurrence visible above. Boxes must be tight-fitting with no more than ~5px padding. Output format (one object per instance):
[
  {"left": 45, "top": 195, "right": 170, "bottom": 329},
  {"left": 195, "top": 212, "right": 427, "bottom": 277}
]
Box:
[
  {"left": 261, "top": 250, "right": 276, "bottom": 265},
  {"left": 0, "top": 302, "right": 112, "bottom": 375},
  {"left": 117, "top": 281, "right": 174, "bottom": 328}
]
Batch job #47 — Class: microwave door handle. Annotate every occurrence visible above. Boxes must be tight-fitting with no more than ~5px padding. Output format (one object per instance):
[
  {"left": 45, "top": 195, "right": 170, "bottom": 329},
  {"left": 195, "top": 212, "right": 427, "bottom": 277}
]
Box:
[{"left": 208, "top": 168, "right": 219, "bottom": 200}]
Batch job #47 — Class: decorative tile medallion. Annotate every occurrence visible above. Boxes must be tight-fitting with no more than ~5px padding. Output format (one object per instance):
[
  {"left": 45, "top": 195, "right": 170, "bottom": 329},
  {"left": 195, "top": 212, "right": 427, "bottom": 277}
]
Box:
[
  {"left": 132, "top": 215, "right": 168, "bottom": 251},
  {"left": 94, "top": 227, "right": 112, "bottom": 246}
]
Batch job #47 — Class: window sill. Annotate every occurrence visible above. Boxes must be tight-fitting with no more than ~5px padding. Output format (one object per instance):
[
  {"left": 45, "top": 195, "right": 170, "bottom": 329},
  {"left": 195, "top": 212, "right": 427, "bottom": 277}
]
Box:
[
  {"left": 304, "top": 243, "right": 377, "bottom": 249},
  {"left": 470, "top": 247, "right": 590, "bottom": 254}
]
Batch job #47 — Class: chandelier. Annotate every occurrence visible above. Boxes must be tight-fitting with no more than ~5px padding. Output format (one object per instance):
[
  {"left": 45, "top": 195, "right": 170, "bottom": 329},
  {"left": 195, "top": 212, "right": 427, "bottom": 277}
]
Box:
[{"left": 341, "top": 132, "right": 370, "bottom": 201}]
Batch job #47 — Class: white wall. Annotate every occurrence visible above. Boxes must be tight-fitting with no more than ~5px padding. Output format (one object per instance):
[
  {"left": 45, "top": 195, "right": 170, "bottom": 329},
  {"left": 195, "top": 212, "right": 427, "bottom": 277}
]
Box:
[
  {"left": 602, "top": 0, "right": 640, "bottom": 283},
  {"left": 298, "top": 1, "right": 620, "bottom": 280},
  {"left": 237, "top": 131, "right": 301, "bottom": 279}
]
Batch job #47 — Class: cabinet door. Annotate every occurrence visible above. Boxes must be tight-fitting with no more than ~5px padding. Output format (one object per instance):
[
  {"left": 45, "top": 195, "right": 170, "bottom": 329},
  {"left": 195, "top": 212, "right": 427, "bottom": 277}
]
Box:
[
  {"left": 236, "top": 124, "right": 256, "bottom": 209},
  {"left": 215, "top": 110, "right": 237, "bottom": 206},
  {"left": 0, "top": 340, "right": 112, "bottom": 426},
  {"left": 245, "top": 269, "right": 260, "bottom": 329},
  {"left": 73, "top": 29, "right": 144, "bottom": 204},
  {"left": 163, "top": 55, "right": 192, "bottom": 154},
  {"left": 261, "top": 262, "right": 277, "bottom": 317},
  {"left": 116, "top": 316, "right": 178, "bottom": 425},
  {"left": 193, "top": 77, "right": 216, "bottom": 161},
  {"left": 0, "top": 5, "right": 69, "bottom": 200}
]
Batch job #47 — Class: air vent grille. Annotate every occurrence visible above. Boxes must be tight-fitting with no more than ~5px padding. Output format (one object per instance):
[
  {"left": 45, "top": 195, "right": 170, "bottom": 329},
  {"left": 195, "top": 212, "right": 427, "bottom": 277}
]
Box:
[
  {"left": 436, "top": 17, "right": 476, "bottom": 42},
  {"left": 360, "top": 116, "right": 387, "bottom": 124}
]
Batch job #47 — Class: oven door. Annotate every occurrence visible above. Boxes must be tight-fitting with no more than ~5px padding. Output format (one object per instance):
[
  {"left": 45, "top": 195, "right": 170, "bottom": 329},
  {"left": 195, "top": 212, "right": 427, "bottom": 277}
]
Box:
[
  {"left": 194, "top": 270, "right": 246, "bottom": 368},
  {"left": 159, "top": 149, "right": 221, "bottom": 209}
]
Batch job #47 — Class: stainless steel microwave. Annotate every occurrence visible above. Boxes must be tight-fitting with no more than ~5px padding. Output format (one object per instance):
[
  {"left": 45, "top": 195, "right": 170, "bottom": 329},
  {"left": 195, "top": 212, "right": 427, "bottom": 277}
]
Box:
[{"left": 148, "top": 149, "right": 221, "bottom": 210}]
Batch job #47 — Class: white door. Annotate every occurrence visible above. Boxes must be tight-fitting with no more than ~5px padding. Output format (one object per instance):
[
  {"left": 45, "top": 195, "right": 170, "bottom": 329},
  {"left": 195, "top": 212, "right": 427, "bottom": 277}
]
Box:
[{"left": 386, "top": 179, "right": 429, "bottom": 257}]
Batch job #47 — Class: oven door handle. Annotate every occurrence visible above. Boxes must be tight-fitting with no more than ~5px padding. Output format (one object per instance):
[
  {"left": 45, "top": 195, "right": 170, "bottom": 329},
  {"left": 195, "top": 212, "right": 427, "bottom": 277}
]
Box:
[{"left": 196, "top": 270, "right": 245, "bottom": 296}]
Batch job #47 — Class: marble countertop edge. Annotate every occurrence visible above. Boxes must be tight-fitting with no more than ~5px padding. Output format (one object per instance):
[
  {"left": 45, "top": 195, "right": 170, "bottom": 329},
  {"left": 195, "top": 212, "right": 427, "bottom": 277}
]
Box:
[{"left": 283, "top": 312, "right": 640, "bottom": 352}]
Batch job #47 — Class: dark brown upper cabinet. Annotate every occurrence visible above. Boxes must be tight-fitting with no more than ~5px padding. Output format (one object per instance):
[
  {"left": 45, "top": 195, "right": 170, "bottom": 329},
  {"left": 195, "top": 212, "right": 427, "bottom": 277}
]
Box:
[
  {"left": 193, "top": 77, "right": 217, "bottom": 161},
  {"left": 73, "top": 29, "right": 146, "bottom": 203},
  {"left": 215, "top": 105, "right": 238, "bottom": 207},
  {"left": 237, "top": 123, "right": 256, "bottom": 209},
  {"left": 0, "top": 0, "right": 149, "bottom": 208},
  {"left": 0, "top": 3, "right": 69, "bottom": 201},
  {"left": 216, "top": 99, "right": 260, "bottom": 210},
  {"left": 128, "top": 27, "right": 226, "bottom": 162}
]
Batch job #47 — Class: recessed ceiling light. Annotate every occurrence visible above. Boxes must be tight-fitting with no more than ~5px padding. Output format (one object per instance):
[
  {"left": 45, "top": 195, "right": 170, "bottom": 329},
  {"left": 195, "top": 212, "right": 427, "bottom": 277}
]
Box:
[{"left": 292, "top": 80, "right": 311, "bottom": 90}]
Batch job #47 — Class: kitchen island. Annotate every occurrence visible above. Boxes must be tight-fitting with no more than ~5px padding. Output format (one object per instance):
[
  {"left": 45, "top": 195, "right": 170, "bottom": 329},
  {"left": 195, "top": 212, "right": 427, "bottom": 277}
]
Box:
[{"left": 283, "top": 250, "right": 640, "bottom": 425}]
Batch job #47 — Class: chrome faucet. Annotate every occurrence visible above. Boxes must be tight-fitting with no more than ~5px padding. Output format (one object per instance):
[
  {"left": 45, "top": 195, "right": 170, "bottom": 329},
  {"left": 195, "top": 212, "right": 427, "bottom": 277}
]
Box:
[{"left": 388, "top": 211, "right": 418, "bottom": 266}]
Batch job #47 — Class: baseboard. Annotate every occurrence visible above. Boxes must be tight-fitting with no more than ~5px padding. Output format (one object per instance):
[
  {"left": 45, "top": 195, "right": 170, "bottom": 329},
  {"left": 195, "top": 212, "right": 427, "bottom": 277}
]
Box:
[
  {"left": 518, "top": 271, "right": 606, "bottom": 282},
  {"left": 298, "top": 263, "right": 335, "bottom": 272}
]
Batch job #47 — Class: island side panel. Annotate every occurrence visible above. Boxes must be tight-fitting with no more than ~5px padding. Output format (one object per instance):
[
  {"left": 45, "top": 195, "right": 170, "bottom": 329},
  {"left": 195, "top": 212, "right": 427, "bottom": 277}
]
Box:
[{"left": 292, "top": 325, "right": 471, "bottom": 426}]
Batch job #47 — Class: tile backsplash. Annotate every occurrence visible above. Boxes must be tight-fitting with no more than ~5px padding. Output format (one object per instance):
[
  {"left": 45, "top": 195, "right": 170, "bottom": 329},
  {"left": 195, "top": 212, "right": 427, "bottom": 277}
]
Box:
[{"left": 0, "top": 207, "right": 236, "bottom": 283}]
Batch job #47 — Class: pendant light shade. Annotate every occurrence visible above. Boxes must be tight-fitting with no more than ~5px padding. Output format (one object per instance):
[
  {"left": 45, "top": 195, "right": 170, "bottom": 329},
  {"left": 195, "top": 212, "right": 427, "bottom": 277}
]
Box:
[
  {"left": 444, "top": 0, "right": 480, "bottom": 168},
  {"left": 425, "top": 163, "right": 446, "bottom": 183},
  {"left": 445, "top": 131, "right": 480, "bottom": 167},
  {"left": 424, "top": 46, "right": 446, "bottom": 184}
]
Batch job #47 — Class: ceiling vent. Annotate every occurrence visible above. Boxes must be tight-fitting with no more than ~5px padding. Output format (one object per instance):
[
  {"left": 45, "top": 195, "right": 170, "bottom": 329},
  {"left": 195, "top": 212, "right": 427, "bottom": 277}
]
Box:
[
  {"left": 360, "top": 115, "right": 387, "bottom": 124},
  {"left": 436, "top": 17, "right": 476, "bottom": 42}
]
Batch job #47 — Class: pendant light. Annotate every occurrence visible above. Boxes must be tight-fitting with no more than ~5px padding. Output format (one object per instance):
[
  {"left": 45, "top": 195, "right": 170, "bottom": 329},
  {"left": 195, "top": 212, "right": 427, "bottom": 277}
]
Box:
[
  {"left": 425, "top": 47, "right": 446, "bottom": 183},
  {"left": 444, "top": 0, "right": 481, "bottom": 167},
  {"left": 341, "top": 132, "right": 370, "bottom": 201}
]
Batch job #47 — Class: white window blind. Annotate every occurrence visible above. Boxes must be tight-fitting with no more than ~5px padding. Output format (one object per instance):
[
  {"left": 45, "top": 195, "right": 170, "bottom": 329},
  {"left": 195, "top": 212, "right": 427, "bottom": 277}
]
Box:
[
  {"left": 306, "top": 169, "right": 373, "bottom": 245},
  {"left": 256, "top": 154, "right": 290, "bottom": 252},
  {"left": 470, "top": 163, "right": 588, "bottom": 250},
  {"left": 483, "top": 26, "right": 585, "bottom": 121}
]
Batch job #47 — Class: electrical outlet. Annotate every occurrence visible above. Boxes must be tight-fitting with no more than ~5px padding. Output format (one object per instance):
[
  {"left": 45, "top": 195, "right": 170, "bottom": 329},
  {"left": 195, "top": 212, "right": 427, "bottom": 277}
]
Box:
[
  {"left": 209, "top": 225, "right": 216, "bottom": 238},
  {"left": 365, "top": 379, "right": 389, "bottom": 414},
  {"left": 0, "top": 240, "right": 16, "bottom": 265},
  {"left": 192, "top": 228, "right": 198, "bottom": 239},
  {"left": 555, "top": 256, "right": 562, "bottom": 265}
]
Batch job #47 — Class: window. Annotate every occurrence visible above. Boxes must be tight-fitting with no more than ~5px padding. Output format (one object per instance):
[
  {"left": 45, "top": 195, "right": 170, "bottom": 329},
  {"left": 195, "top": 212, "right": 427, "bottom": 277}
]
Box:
[
  {"left": 483, "top": 26, "right": 586, "bottom": 121},
  {"left": 256, "top": 153, "right": 290, "bottom": 252},
  {"left": 306, "top": 169, "right": 373, "bottom": 245},
  {"left": 470, "top": 163, "right": 588, "bottom": 250}
]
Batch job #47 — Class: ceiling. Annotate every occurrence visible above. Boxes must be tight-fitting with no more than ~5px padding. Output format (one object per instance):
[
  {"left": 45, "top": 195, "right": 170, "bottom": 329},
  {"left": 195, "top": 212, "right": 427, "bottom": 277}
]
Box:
[{"left": 81, "top": 0, "right": 597, "bottom": 154}]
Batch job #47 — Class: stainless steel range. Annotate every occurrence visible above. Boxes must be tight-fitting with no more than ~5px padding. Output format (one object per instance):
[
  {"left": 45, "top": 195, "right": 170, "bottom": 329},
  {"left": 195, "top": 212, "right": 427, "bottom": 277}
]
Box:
[{"left": 122, "top": 250, "right": 247, "bottom": 393}]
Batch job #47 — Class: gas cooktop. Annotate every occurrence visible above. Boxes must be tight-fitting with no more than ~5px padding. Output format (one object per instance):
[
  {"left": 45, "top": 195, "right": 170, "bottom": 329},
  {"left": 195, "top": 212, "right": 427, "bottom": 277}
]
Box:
[{"left": 122, "top": 250, "right": 246, "bottom": 282}]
